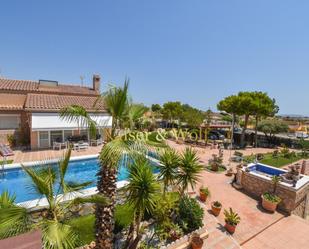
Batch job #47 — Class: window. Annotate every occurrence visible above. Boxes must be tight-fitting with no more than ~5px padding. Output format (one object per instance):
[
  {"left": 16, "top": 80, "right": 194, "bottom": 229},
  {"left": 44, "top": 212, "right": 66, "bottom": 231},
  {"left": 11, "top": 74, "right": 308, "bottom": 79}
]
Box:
[
  {"left": 80, "top": 129, "right": 89, "bottom": 140},
  {"left": 39, "top": 131, "right": 49, "bottom": 148},
  {"left": 50, "top": 130, "right": 63, "bottom": 146},
  {"left": 0, "top": 115, "right": 21, "bottom": 129},
  {"left": 63, "top": 130, "right": 73, "bottom": 141}
]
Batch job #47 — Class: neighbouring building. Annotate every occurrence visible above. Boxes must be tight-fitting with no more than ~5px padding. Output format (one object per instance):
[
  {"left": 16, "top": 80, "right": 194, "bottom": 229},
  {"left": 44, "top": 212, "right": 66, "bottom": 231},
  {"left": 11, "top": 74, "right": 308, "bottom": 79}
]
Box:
[{"left": 0, "top": 75, "right": 112, "bottom": 150}]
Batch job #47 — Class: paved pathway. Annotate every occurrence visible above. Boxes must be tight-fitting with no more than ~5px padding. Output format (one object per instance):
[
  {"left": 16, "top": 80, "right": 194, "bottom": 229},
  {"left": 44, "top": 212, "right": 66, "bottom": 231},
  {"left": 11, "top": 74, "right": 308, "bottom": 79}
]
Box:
[
  {"left": 200, "top": 201, "right": 241, "bottom": 249},
  {"left": 5, "top": 145, "right": 103, "bottom": 164},
  {"left": 168, "top": 140, "right": 309, "bottom": 249}
]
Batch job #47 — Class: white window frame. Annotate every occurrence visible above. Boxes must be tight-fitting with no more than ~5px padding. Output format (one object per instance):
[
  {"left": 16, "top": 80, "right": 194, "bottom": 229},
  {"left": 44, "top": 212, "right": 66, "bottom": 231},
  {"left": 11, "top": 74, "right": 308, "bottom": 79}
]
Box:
[{"left": 38, "top": 131, "right": 50, "bottom": 148}]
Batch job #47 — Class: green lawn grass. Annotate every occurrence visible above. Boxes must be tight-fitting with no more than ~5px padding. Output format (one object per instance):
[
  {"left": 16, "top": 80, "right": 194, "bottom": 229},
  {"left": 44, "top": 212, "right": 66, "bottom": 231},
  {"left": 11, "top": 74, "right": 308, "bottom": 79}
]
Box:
[
  {"left": 259, "top": 154, "right": 304, "bottom": 167},
  {"left": 67, "top": 215, "right": 95, "bottom": 244},
  {"left": 0, "top": 160, "right": 13, "bottom": 165},
  {"left": 206, "top": 165, "right": 226, "bottom": 172},
  {"left": 67, "top": 203, "right": 134, "bottom": 245},
  {"left": 245, "top": 153, "right": 307, "bottom": 168}
]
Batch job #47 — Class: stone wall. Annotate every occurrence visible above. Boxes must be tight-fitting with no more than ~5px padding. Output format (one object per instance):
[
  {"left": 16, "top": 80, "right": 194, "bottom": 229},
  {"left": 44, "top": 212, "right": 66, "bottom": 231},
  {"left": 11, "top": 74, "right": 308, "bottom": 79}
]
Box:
[{"left": 241, "top": 171, "right": 309, "bottom": 217}]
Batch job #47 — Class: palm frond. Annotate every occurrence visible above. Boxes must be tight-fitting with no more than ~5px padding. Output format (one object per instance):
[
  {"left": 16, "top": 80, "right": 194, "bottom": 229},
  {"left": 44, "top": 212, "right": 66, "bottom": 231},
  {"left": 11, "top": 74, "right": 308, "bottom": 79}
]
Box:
[
  {"left": 178, "top": 147, "right": 203, "bottom": 193},
  {"left": 59, "top": 149, "right": 72, "bottom": 193},
  {"left": 125, "top": 156, "right": 160, "bottom": 215},
  {"left": 64, "top": 180, "right": 94, "bottom": 192},
  {"left": 158, "top": 147, "right": 181, "bottom": 193},
  {"left": 41, "top": 220, "right": 80, "bottom": 249},
  {"left": 71, "top": 194, "right": 109, "bottom": 206},
  {"left": 0, "top": 206, "right": 32, "bottom": 239},
  {"left": 21, "top": 164, "right": 57, "bottom": 201},
  {"left": 60, "top": 105, "right": 97, "bottom": 138},
  {"left": 0, "top": 190, "right": 16, "bottom": 208}
]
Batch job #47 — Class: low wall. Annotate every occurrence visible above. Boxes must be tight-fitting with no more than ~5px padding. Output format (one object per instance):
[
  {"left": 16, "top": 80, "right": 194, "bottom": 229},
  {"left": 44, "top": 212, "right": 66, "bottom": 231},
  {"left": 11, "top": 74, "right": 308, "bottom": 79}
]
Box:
[{"left": 241, "top": 171, "right": 309, "bottom": 217}]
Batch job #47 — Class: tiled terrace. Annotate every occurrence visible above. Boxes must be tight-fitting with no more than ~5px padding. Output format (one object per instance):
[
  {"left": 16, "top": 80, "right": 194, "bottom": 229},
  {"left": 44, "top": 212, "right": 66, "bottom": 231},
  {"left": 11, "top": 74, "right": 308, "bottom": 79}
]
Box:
[
  {"left": 168, "top": 140, "right": 309, "bottom": 249},
  {"left": 3, "top": 145, "right": 103, "bottom": 164}
]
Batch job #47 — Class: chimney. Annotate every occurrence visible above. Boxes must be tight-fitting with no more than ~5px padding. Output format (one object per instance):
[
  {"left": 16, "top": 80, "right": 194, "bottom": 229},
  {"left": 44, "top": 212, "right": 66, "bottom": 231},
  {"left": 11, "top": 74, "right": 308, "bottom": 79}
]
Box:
[{"left": 93, "top": 74, "right": 101, "bottom": 92}]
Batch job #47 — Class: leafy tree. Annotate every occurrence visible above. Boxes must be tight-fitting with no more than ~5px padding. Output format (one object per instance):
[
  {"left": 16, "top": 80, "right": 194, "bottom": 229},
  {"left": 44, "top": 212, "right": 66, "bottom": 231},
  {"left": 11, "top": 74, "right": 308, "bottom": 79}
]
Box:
[
  {"left": 158, "top": 148, "right": 181, "bottom": 195},
  {"left": 177, "top": 147, "right": 203, "bottom": 195},
  {"left": 218, "top": 92, "right": 279, "bottom": 147},
  {"left": 217, "top": 94, "right": 241, "bottom": 144},
  {"left": 151, "top": 104, "right": 162, "bottom": 113},
  {"left": 257, "top": 119, "right": 288, "bottom": 144},
  {"left": 181, "top": 104, "right": 205, "bottom": 127},
  {"left": 0, "top": 149, "right": 108, "bottom": 249},
  {"left": 250, "top": 92, "right": 279, "bottom": 147},
  {"left": 161, "top": 101, "right": 183, "bottom": 127}
]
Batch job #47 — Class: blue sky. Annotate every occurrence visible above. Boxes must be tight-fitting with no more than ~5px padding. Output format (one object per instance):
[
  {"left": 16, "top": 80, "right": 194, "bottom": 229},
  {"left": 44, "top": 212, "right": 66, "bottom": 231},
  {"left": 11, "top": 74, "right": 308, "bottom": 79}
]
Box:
[{"left": 1, "top": 1, "right": 309, "bottom": 115}]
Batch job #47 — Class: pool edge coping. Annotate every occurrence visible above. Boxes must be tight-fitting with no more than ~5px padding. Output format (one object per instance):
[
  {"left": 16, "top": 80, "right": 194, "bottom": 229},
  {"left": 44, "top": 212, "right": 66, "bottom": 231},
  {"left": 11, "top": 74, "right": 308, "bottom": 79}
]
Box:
[{"left": 1, "top": 154, "right": 100, "bottom": 171}]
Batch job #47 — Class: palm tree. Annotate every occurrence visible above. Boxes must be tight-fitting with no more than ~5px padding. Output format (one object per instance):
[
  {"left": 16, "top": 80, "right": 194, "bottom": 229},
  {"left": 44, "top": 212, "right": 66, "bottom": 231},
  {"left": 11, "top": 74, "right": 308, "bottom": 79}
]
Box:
[
  {"left": 125, "top": 156, "right": 160, "bottom": 248},
  {"left": 125, "top": 103, "right": 149, "bottom": 130},
  {"left": 60, "top": 79, "right": 161, "bottom": 248},
  {"left": 0, "top": 149, "right": 108, "bottom": 249},
  {"left": 177, "top": 147, "right": 203, "bottom": 195},
  {"left": 158, "top": 147, "right": 181, "bottom": 195},
  {"left": 60, "top": 105, "right": 98, "bottom": 139}
]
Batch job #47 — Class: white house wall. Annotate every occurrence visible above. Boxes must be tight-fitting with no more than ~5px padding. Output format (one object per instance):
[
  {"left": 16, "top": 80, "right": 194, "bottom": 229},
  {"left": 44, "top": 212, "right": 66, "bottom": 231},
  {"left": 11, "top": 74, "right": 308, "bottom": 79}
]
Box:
[{"left": 31, "top": 113, "right": 112, "bottom": 131}]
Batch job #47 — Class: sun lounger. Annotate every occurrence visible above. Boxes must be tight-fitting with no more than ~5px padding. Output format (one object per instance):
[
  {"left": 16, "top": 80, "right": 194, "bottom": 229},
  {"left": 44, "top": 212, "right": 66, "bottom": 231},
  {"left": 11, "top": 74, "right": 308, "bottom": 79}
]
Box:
[
  {"left": 90, "top": 138, "right": 103, "bottom": 146},
  {"left": 0, "top": 144, "right": 14, "bottom": 157},
  {"left": 53, "top": 141, "right": 68, "bottom": 150},
  {"left": 73, "top": 142, "right": 89, "bottom": 151}
]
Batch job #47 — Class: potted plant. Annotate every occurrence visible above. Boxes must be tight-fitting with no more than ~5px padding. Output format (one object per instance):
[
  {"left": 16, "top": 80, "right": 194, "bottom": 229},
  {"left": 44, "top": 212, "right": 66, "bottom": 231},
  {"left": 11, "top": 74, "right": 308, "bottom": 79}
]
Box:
[
  {"left": 224, "top": 208, "right": 241, "bottom": 234},
  {"left": 190, "top": 233, "right": 203, "bottom": 249},
  {"left": 199, "top": 186, "right": 210, "bottom": 202},
  {"left": 261, "top": 176, "right": 282, "bottom": 212},
  {"left": 211, "top": 201, "right": 222, "bottom": 216}
]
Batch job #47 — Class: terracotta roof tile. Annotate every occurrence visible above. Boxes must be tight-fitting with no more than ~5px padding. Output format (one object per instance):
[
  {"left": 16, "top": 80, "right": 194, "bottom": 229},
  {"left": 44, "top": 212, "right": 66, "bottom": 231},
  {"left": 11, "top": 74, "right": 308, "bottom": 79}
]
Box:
[
  {"left": 25, "top": 94, "right": 106, "bottom": 112},
  {"left": 0, "top": 93, "right": 26, "bottom": 110},
  {"left": 0, "top": 78, "right": 98, "bottom": 96}
]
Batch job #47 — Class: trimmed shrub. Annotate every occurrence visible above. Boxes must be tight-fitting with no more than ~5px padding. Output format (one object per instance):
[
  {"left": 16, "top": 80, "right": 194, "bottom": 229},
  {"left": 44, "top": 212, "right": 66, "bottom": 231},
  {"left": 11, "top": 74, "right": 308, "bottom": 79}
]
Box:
[{"left": 177, "top": 196, "right": 204, "bottom": 233}]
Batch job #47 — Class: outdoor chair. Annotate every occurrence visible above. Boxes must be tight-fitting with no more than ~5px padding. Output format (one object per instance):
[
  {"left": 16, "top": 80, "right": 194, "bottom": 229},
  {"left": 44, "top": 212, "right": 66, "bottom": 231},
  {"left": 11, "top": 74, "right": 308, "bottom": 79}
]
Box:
[{"left": 53, "top": 141, "right": 68, "bottom": 150}]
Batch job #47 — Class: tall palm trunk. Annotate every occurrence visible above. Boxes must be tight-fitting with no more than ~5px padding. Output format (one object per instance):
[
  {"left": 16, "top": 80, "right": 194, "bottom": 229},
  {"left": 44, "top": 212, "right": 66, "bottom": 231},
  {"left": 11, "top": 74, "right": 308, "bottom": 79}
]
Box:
[{"left": 95, "top": 164, "right": 117, "bottom": 249}]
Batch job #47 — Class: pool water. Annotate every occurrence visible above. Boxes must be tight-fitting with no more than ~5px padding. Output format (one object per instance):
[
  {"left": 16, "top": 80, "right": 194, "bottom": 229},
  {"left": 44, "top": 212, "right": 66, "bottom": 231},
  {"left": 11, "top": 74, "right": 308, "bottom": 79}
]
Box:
[
  {"left": 0, "top": 157, "right": 159, "bottom": 203},
  {"left": 248, "top": 164, "right": 285, "bottom": 177}
]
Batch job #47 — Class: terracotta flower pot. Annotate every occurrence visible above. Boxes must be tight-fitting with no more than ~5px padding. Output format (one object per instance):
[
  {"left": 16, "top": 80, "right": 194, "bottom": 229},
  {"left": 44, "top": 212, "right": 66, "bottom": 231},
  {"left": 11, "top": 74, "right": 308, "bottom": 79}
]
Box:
[
  {"left": 199, "top": 191, "right": 208, "bottom": 202},
  {"left": 261, "top": 195, "right": 279, "bottom": 213},
  {"left": 225, "top": 222, "right": 236, "bottom": 234},
  {"left": 211, "top": 202, "right": 222, "bottom": 216},
  {"left": 191, "top": 236, "right": 204, "bottom": 249}
]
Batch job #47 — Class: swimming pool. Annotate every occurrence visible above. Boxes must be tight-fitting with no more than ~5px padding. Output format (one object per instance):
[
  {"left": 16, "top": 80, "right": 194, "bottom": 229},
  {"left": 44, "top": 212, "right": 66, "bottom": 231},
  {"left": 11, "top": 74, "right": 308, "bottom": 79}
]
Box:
[
  {"left": 248, "top": 164, "right": 285, "bottom": 177},
  {"left": 0, "top": 157, "right": 159, "bottom": 203}
]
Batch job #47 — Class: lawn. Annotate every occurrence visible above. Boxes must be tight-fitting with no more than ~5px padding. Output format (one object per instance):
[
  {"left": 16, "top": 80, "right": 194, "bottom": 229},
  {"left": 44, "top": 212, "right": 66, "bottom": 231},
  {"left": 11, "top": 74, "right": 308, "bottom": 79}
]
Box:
[
  {"left": 0, "top": 159, "right": 13, "bottom": 165},
  {"left": 67, "top": 203, "right": 134, "bottom": 245},
  {"left": 245, "top": 153, "right": 307, "bottom": 168},
  {"left": 67, "top": 215, "right": 95, "bottom": 244},
  {"left": 206, "top": 165, "right": 226, "bottom": 172}
]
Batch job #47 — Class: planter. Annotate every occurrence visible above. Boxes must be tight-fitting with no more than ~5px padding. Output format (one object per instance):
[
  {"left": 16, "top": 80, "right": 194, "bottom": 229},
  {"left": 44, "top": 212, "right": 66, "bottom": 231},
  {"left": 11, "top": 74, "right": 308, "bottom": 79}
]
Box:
[
  {"left": 191, "top": 235, "right": 204, "bottom": 249},
  {"left": 211, "top": 202, "right": 222, "bottom": 216},
  {"left": 199, "top": 191, "right": 208, "bottom": 202},
  {"left": 224, "top": 222, "right": 236, "bottom": 234},
  {"left": 261, "top": 195, "right": 279, "bottom": 213}
]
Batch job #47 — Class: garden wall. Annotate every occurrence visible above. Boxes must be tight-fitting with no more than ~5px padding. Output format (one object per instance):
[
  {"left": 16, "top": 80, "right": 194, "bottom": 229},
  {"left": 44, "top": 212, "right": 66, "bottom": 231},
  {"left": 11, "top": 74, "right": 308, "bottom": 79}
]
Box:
[{"left": 241, "top": 171, "right": 309, "bottom": 218}]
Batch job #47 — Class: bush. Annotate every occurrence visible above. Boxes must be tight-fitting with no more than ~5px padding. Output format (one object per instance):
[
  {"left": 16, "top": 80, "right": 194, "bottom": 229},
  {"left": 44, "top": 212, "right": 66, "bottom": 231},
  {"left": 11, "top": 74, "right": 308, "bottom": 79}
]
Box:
[
  {"left": 6, "top": 134, "right": 16, "bottom": 147},
  {"left": 114, "top": 203, "right": 134, "bottom": 233},
  {"left": 177, "top": 196, "right": 204, "bottom": 233}
]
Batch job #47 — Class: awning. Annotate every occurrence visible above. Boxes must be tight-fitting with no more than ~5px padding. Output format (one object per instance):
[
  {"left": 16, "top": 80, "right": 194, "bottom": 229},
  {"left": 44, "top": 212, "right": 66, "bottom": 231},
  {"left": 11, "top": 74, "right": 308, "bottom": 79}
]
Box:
[{"left": 31, "top": 113, "right": 112, "bottom": 131}]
